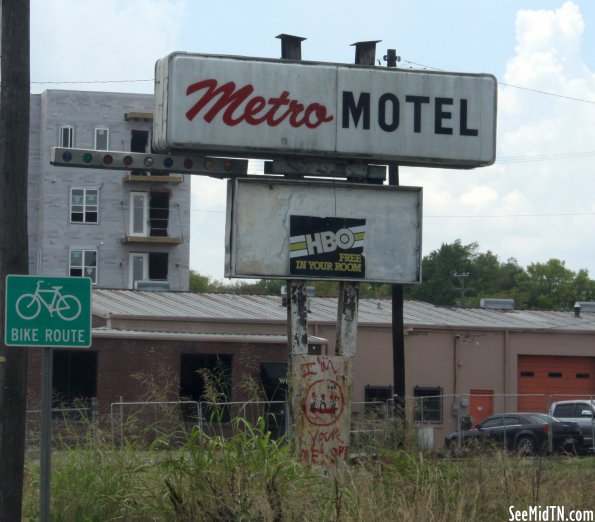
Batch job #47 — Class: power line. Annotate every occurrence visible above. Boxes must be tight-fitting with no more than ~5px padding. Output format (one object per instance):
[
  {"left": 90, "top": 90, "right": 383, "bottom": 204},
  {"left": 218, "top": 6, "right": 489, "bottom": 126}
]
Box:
[
  {"left": 497, "top": 151, "right": 595, "bottom": 164},
  {"left": 31, "top": 79, "right": 153, "bottom": 85},
  {"left": 401, "top": 59, "right": 595, "bottom": 105},
  {"left": 426, "top": 212, "right": 595, "bottom": 219},
  {"left": 190, "top": 208, "right": 595, "bottom": 218},
  {"left": 30, "top": 58, "right": 595, "bottom": 105},
  {"left": 498, "top": 82, "right": 595, "bottom": 105}
]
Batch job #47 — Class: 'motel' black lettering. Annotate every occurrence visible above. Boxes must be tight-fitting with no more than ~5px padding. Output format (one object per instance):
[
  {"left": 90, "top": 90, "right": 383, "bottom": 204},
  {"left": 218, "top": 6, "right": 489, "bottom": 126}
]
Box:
[
  {"left": 460, "top": 99, "right": 478, "bottom": 136},
  {"left": 435, "top": 97, "right": 453, "bottom": 135},
  {"left": 378, "top": 93, "right": 399, "bottom": 132},
  {"left": 405, "top": 95, "right": 430, "bottom": 133},
  {"left": 342, "top": 92, "right": 370, "bottom": 129}
]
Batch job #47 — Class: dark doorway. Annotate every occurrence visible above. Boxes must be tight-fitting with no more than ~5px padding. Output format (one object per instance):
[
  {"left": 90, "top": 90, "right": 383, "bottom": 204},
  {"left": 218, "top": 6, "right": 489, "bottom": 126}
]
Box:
[
  {"left": 52, "top": 350, "right": 97, "bottom": 407},
  {"left": 260, "top": 362, "right": 287, "bottom": 438},
  {"left": 130, "top": 130, "right": 151, "bottom": 175},
  {"left": 130, "top": 130, "right": 148, "bottom": 153},
  {"left": 148, "top": 252, "right": 168, "bottom": 280},
  {"left": 149, "top": 191, "right": 170, "bottom": 237},
  {"left": 180, "top": 354, "right": 232, "bottom": 421}
]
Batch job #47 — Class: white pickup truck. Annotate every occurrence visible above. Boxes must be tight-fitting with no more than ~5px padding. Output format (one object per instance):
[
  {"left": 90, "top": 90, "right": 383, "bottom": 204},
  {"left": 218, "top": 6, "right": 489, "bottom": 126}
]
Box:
[{"left": 549, "top": 400, "right": 595, "bottom": 452}]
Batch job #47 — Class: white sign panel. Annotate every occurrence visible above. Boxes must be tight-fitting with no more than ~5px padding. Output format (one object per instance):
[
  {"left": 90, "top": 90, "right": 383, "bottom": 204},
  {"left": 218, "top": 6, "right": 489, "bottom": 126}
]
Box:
[
  {"left": 154, "top": 53, "right": 497, "bottom": 168},
  {"left": 225, "top": 178, "right": 422, "bottom": 283}
]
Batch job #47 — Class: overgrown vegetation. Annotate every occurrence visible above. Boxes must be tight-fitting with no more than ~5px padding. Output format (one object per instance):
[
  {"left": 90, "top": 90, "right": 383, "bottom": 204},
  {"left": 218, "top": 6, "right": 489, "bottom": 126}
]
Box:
[
  {"left": 23, "top": 410, "right": 595, "bottom": 521},
  {"left": 190, "top": 239, "right": 595, "bottom": 310}
]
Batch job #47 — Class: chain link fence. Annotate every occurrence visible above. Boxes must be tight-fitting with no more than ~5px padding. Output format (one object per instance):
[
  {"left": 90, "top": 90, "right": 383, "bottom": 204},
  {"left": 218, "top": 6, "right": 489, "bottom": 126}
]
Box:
[{"left": 25, "top": 393, "right": 594, "bottom": 454}]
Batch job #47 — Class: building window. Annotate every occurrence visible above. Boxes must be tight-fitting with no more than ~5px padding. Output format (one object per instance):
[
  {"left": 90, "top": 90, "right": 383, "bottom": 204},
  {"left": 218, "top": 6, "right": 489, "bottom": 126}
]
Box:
[
  {"left": 364, "top": 385, "right": 393, "bottom": 404},
  {"left": 53, "top": 350, "right": 97, "bottom": 407},
  {"left": 548, "top": 372, "right": 563, "bottom": 378},
  {"left": 364, "top": 385, "right": 393, "bottom": 416},
  {"left": 59, "top": 126, "right": 73, "bottom": 148},
  {"left": 70, "top": 249, "right": 97, "bottom": 284},
  {"left": 70, "top": 188, "right": 98, "bottom": 223},
  {"left": 129, "top": 252, "right": 168, "bottom": 289},
  {"left": 94, "top": 128, "right": 109, "bottom": 150},
  {"left": 413, "top": 386, "right": 443, "bottom": 423}
]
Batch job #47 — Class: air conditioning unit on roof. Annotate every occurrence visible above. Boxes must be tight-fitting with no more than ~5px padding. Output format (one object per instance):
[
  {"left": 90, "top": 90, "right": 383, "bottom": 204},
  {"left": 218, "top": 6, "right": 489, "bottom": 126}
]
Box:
[
  {"left": 480, "top": 298, "right": 514, "bottom": 310},
  {"left": 134, "top": 280, "right": 170, "bottom": 292}
]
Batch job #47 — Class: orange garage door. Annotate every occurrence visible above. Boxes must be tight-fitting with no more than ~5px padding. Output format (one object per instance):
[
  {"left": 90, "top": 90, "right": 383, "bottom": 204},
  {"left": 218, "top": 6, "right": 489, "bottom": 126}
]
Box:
[{"left": 517, "top": 355, "right": 595, "bottom": 412}]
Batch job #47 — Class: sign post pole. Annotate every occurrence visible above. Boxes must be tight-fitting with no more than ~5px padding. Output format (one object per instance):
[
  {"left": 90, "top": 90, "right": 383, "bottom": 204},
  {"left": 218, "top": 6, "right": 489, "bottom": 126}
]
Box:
[{"left": 39, "top": 346, "right": 53, "bottom": 522}]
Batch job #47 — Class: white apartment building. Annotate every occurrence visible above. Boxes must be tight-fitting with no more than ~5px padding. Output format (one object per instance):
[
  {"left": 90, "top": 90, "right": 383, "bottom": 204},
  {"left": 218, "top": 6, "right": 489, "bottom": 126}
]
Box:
[{"left": 28, "top": 90, "right": 191, "bottom": 290}]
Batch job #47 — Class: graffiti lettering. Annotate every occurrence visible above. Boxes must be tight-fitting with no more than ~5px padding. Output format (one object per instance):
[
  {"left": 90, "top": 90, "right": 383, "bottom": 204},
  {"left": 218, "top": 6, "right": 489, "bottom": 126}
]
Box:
[
  {"left": 301, "top": 361, "right": 317, "bottom": 378},
  {"left": 300, "top": 356, "right": 338, "bottom": 378},
  {"left": 295, "top": 355, "right": 352, "bottom": 473},
  {"left": 300, "top": 428, "right": 349, "bottom": 466}
]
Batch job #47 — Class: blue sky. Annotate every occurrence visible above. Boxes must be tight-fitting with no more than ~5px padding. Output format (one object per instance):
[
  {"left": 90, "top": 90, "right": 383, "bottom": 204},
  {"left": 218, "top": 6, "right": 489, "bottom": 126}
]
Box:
[{"left": 31, "top": 1, "right": 595, "bottom": 282}]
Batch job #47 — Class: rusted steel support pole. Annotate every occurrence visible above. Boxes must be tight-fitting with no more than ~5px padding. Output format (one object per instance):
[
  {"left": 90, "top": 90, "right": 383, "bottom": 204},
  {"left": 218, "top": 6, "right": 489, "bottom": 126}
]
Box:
[
  {"left": 286, "top": 280, "right": 308, "bottom": 442},
  {"left": 288, "top": 281, "right": 309, "bottom": 357},
  {"left": 335, "top": 281, "right": 359, "bottom": 357}
]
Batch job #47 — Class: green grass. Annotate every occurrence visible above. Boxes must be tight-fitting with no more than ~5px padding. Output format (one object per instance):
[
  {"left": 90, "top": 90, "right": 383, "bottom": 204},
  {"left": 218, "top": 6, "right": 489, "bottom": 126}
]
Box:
[{"left": 22, "top": 417, "right": 595, "bottom": 522}]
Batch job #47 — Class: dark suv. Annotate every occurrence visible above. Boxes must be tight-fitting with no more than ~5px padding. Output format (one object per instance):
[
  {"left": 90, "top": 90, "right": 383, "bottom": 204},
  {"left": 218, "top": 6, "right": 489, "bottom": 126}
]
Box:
[
  {"left": 445, "top": 412, "right": 584, "bottom": 455},
  {"left": 550, "top": 400, "right": 595, "bottom": 451}
]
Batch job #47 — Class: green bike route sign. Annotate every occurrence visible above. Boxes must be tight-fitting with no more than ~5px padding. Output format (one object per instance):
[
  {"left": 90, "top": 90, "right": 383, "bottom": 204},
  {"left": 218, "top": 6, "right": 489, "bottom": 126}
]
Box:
[{"left": 5, "top": 275, "right": 92, "bottom": 348}]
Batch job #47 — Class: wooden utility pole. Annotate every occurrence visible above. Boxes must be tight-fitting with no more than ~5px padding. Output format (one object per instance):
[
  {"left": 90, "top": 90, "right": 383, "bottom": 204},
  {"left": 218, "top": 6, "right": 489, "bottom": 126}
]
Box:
[{"left": 0, "top": 1, "right": 31, "bottom": 520}]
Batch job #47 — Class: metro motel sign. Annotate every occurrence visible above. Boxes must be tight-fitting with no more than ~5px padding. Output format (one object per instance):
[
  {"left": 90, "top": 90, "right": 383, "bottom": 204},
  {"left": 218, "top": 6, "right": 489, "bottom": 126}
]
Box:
[{"left": 154, "top": 53, "right": 497, "bottom": 168}]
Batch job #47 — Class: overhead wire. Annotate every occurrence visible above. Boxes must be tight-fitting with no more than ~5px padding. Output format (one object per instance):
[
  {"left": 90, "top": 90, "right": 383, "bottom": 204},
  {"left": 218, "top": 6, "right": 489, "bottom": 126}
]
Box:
[
  {"left": 31, "top": 57, "right": 595, "bottom": 104},
  {"left": 400, "top": 59, "right": 595, "bottom": 104}
]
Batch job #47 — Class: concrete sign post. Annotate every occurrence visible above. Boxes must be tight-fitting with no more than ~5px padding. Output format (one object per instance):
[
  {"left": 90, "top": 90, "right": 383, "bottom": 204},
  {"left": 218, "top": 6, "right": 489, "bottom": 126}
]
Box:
[{"left": 293, "top": 354, "right": 353, "bottom": 475}]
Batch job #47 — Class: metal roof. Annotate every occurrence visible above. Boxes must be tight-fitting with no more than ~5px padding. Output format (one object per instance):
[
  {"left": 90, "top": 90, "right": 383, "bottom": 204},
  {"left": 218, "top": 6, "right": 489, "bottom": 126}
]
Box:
[
  {"left": 92, "top": 289, "right": 595, "bottom": 333},
  {"left": 92, "top": 327, "right": 327, "bottom": 344}
]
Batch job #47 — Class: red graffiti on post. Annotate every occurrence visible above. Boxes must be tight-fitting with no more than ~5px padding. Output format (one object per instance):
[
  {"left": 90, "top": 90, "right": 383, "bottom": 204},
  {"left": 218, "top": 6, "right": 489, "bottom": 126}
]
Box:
[{"left": 295, "top": 355, "right": 351, "bottom": 469}]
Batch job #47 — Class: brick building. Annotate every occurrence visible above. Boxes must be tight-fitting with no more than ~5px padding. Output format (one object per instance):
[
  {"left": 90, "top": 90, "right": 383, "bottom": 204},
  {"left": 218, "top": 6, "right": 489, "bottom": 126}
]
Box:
[{"left": 26, "top": 290, "right": 595, "bottom": 443}]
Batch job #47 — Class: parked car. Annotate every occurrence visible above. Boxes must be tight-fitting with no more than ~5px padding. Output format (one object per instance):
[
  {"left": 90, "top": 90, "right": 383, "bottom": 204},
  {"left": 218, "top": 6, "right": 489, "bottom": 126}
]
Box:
[
  {"left": 549, "top": 400, "right": 595, "bottom": 451},
  {"left": 445, "top": 412, "right": 584, "bottom": 455}
]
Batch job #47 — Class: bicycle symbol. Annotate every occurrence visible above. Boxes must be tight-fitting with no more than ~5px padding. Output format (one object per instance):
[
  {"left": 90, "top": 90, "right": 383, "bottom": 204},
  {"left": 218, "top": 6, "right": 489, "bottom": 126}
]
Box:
[{"left": 15, "top": 280, "right": 82, "bottom": 321}]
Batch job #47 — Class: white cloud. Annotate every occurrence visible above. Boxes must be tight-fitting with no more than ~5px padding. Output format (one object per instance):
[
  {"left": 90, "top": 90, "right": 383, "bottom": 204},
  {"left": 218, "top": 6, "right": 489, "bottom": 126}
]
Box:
[
  {"left": 408, "top": 2, "right": 595, "bottom": 277},
  {"left": 459, "top": 186, "right": 499, "bottom": 210},
  {"left": 31, "top": 0, "right": 186, "bottom": 93}
]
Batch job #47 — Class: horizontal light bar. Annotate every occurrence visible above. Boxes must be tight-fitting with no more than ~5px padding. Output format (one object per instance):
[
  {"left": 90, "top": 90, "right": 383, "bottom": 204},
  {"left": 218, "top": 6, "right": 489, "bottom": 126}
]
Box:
[{"left": 50, "top": 147, "right": 248, "bottom": 177}]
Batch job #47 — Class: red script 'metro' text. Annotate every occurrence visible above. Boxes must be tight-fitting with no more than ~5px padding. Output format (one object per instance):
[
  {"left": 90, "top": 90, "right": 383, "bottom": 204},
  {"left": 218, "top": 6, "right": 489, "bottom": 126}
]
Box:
[{"left": 186, "top": 79, "right": 334, "bottom": 129}]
